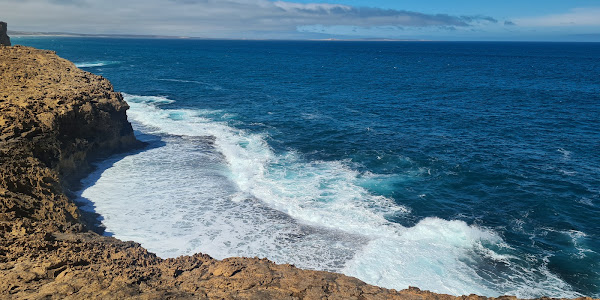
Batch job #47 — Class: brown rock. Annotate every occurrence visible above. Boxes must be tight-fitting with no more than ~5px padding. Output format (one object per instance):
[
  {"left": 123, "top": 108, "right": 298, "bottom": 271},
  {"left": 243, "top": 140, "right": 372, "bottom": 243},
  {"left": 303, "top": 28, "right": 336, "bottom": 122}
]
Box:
[{"left": 0, "top": 46, "right": 595, "bottom": 300}]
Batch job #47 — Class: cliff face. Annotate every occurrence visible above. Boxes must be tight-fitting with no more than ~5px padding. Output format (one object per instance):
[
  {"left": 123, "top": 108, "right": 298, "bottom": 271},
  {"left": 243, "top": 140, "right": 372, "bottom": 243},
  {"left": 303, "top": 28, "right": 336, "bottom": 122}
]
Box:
[
  {"left": 0, "top": 46, "right": 591, "bottom": 300},
  {"left": 0, "top": 45, "right": 141, "bottom": 232},
  {"left": 0, "top": 22, "right": 10, "bottom": 46}
]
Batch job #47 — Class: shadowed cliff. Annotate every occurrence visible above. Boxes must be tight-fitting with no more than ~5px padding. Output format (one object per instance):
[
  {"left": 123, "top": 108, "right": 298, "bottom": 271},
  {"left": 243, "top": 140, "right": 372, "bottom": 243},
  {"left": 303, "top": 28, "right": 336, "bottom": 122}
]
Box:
[{"left": 0, "top": 45, "right": 596, "bottom": 300}]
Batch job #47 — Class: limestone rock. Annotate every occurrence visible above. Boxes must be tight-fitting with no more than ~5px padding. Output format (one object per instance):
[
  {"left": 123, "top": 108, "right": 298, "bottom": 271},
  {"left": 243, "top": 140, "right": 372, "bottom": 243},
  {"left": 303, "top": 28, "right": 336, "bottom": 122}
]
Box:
[{"left": 0, "top": 21, "right": 10, "bottom": 46}]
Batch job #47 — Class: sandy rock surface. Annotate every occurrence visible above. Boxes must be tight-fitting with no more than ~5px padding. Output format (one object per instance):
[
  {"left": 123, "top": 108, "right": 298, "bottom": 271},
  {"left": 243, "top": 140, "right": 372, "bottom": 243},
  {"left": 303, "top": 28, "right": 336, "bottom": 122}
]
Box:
[{"left": 0, "top": 46, "right": 595, "bottom": 300}]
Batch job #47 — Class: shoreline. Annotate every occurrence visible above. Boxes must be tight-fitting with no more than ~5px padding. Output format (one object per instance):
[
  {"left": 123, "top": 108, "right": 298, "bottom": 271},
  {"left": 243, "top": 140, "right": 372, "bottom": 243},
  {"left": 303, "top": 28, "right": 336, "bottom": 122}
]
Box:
[{"left": 0, "top": 45, "right": 595, "bottom": 299}]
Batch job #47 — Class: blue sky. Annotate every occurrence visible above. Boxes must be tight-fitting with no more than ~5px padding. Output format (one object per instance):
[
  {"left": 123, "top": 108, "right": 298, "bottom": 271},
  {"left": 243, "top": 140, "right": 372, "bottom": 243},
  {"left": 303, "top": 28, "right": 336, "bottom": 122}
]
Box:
[{"left": 1, "top": 0, "right": 599, "bottom": 41}]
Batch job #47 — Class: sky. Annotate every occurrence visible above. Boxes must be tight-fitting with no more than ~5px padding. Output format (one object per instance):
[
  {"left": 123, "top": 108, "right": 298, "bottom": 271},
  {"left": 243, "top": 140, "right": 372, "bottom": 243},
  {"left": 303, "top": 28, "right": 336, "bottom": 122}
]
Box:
[{"left": 1, "top": 0, "right": 600, "bottom": 41}]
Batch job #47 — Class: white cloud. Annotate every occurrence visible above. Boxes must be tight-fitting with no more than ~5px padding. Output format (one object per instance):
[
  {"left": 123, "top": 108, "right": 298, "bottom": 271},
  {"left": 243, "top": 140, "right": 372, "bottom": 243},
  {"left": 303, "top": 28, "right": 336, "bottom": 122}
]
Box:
[
  {"left": 515, "top": 7, "right": 600, "bottom": 27},
  {"left": 0, "top": 0, "right": 496, "bottom": 38}
]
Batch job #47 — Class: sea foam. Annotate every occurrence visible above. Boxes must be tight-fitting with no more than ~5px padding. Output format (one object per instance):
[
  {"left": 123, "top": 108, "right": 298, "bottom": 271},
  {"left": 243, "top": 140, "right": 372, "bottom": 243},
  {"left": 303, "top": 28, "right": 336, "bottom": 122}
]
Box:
[
  {"left": 74, "top": 61, "right": 119, "bottom": 68},
  {"left": 76, "top": 94, "right": 582, "bottom": 298}
]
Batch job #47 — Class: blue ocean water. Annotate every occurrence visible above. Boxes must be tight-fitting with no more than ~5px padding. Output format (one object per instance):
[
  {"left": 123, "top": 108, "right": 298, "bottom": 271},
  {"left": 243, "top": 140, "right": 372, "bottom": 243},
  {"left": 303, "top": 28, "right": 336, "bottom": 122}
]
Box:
[{"left": 14, "top": 37, "right": 600, "bottom": 298}]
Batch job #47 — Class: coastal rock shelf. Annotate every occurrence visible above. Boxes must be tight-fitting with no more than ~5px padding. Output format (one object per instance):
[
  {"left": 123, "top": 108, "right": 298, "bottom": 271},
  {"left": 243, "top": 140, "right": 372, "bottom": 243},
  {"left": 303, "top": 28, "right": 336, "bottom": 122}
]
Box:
[{"left": 0, "top": 45, "right": 593, "bottom": 299}]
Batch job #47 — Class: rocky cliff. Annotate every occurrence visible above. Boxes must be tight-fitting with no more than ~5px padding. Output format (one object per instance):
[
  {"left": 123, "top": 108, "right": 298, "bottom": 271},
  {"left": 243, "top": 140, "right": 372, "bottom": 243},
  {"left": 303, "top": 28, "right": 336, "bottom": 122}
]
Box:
[
  {"left": 0, "top": 22, "right": 10, "bottom": 46},
  {"left": 0, "top": 45, "right": 594, "bottom": 300}
]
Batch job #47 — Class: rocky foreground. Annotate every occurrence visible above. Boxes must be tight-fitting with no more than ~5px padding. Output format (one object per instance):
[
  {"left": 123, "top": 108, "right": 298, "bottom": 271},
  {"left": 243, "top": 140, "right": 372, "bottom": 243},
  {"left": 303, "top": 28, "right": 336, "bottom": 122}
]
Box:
[{"left": 0, "top": 45, "right": 594, "bottom": 300}]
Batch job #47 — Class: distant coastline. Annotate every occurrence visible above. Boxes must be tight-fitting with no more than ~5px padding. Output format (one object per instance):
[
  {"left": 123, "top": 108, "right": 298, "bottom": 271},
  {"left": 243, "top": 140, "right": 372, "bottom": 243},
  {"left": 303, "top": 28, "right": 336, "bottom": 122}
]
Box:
[
  {"left": 8, "top": 31, "right": 200, "bottom": 39},
  {"left": 11, "top": 32, "right": 600, "bottom": 42},
  {"left": 8, "top": 30, "right": 426, "bottom": 41}
]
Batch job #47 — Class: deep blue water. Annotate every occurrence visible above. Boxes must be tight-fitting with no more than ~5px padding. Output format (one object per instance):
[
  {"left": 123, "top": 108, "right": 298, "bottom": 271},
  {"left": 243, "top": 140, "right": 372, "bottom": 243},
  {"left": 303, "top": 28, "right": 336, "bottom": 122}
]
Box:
[{"left": 14, "top": 37, "right": 600, "bottom": 297}]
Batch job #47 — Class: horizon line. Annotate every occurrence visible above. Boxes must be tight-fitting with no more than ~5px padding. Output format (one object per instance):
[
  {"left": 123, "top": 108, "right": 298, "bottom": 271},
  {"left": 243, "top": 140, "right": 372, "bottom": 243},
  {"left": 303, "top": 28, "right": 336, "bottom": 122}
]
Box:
[{"left": 8, "top": 30, "right": 600, "bottom": 43}]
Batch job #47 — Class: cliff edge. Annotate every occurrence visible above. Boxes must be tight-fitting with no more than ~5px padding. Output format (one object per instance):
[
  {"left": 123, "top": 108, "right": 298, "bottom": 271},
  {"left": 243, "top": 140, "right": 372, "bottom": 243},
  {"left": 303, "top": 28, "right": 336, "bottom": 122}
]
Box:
[
  {"left": 0, "top": 46, "right": 594, "bottom": 300},
  {"left": 0, "top": 22, "right": 10, "bottom": 46}
]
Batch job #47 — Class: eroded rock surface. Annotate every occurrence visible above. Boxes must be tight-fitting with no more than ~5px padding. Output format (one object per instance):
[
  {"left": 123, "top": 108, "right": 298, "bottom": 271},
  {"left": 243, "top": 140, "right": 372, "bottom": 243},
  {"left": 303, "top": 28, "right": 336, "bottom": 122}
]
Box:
[{"left": 0, "top": 46, "right": 595, "bottom": 300}]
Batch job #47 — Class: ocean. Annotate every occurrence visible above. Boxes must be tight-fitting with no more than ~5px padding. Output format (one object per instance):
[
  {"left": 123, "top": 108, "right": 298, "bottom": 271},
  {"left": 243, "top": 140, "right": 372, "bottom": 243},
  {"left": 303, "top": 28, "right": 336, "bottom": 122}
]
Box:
[{"left": 13, "top": 37, "right": 600, "bottom": 298}]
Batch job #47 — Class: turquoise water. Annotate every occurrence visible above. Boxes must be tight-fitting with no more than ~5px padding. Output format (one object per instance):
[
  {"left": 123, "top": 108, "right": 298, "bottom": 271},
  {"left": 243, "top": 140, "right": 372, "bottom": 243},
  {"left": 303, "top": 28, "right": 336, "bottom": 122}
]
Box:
[{"left": 14, "top": 37, "right": 600, "bottom": 297}]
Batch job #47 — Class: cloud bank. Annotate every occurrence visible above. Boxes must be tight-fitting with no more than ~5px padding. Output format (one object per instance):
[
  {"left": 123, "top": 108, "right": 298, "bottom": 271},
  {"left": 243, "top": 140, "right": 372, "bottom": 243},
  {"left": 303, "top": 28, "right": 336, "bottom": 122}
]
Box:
[
  {"left": 1, "top": 0, "right": 498, "bottom": 38},
  {"left": 515, "top": 7, "right": 600, "bottom": 27}
]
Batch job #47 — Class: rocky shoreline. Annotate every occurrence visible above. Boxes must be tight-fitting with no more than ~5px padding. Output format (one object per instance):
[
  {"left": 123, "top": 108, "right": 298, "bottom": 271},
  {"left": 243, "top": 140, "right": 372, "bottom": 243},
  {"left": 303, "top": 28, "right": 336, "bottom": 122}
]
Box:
[{"left": 0, "top": 45, "right": 594, "bottom": 299}]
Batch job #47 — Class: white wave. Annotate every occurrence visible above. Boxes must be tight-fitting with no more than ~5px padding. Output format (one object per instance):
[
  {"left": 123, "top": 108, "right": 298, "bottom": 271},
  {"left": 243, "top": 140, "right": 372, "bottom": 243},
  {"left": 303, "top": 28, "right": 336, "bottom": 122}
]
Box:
[
  {"left": 562, "top": 230, "right": 594, "bottom": 259},
  {"left": 74, "top": 61, "right": 119, "bottom": 68},
  {"left": 123, "top": 94, "right": 408, "bottom": 235},
  {"left": 343, "top": 218, "right": 581, "bottom": 298},
  {"left": 77, "top": 134, "right": 363, "bottom": 270},
  {"left": 77, "top": 94, "right": 582, "bottom": 298},
  {"left": 122, "top": 93, "right": 175, "bottom": 105},
  {"left": 559, "top": 169, "right": 577, "bottom": 176},
  {"left": 576, "top": 197, "right": 595, "bottom": 207},
  {"left": 157, "top": 78, "right": 223, "bottom": 90},
  {"left": 557, "top": 148, "right": 572, "bottom": 160}
]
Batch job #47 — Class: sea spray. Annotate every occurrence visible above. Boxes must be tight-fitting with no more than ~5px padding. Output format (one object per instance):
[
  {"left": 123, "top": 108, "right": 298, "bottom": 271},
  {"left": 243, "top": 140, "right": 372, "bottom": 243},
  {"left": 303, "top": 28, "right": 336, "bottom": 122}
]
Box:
[{"left": 75, "top": 61, "right": 120, "bottom": 68}]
